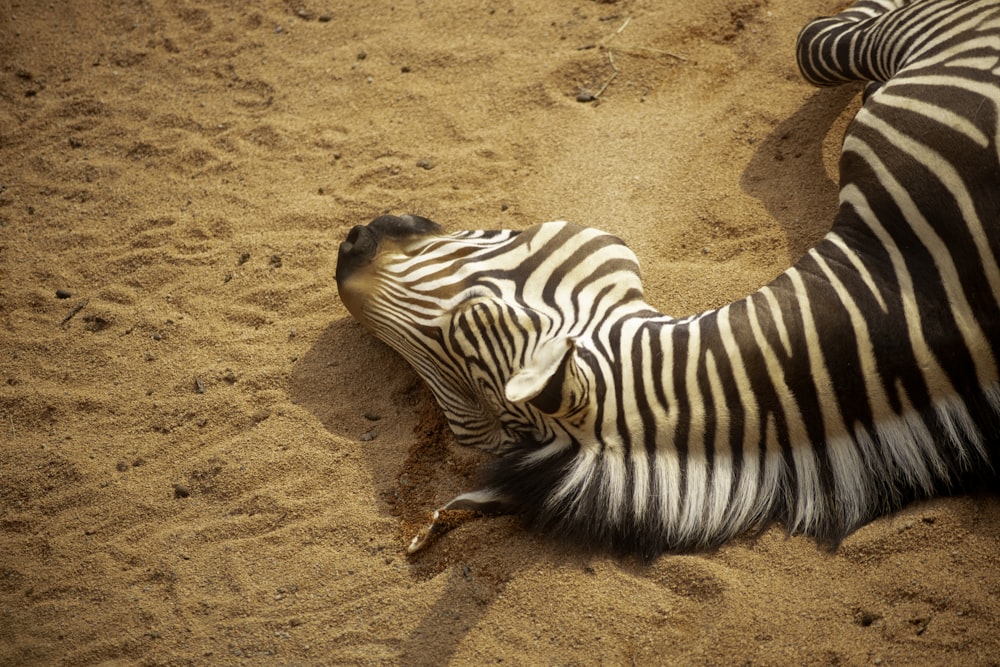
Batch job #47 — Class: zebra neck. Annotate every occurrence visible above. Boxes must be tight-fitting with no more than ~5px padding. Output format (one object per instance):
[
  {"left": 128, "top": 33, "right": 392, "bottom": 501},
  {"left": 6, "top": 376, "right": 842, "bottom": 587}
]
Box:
[{"left": 611, "top": 235, "right": 998, "bottom": 547}]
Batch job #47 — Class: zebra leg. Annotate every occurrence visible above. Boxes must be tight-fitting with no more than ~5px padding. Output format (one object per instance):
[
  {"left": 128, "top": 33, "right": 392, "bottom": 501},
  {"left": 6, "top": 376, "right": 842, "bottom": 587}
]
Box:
[
  {"left": 406, "top": 488, "right": 512, "bottom": 554},
  {"left": 796, "top": 0, "right": 911, "bottom": 86}
]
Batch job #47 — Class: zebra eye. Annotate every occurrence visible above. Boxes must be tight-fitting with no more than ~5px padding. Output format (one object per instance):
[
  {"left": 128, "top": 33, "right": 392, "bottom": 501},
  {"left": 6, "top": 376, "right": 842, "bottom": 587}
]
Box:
[
  {"left": 437, "top": 288, "right": 491, "bottom": 319},
  {"left": 454, "top": 287, "right": 496, "bottom": 307}
]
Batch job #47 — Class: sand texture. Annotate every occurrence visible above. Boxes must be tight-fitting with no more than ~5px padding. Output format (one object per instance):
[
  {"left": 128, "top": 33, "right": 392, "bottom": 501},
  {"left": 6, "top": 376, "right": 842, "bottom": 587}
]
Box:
[{"left": 2, "top": 0, "right": 998, "bottom": 664}]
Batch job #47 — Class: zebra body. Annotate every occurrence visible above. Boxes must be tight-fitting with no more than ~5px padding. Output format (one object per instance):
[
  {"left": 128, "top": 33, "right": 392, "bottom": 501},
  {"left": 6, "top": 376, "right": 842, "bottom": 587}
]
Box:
[{"left": 336, "top": 0, "right": 1000, "bottom": 556}]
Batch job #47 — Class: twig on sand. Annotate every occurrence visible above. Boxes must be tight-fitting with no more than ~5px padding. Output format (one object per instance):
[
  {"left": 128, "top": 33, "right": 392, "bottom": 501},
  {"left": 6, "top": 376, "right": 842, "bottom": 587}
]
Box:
[
  {"left": 603, "top": 15, "right": 633, "bottom": 44},
  {"left": 604, "top": 16, "right": 689, "bottom": 62},
  {"left": 60, "top": 299, "right": 89, "bottom": 327},
  {"left": 613, "top": 44, "right": 689, "bottom": 62},
  {"left": 584, "top": 15, "right": 688, "bottom": 101},
  {"left": 594, "top": 50, "right": 619, "bottom": 99}
]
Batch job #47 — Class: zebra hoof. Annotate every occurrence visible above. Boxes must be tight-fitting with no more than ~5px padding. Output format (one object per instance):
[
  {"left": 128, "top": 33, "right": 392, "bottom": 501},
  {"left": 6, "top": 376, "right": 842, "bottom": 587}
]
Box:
[{"left": 406, "top": 509, "right": 481, "bottom": 554}]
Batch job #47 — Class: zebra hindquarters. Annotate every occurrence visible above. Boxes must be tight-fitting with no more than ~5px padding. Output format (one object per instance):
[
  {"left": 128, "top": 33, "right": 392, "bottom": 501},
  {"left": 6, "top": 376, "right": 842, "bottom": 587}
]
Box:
[{"left": 796, "top": 0, "right": 913, "bottom": 87}]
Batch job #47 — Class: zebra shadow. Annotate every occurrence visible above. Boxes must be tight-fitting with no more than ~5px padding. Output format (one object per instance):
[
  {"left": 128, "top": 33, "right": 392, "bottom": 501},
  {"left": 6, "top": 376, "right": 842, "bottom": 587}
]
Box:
[
  {"left": 740, "top": 84, "right": 862, "bottom": 260},
  {"left": 291, "top": 319, "right": 583, "bottom": 664}
]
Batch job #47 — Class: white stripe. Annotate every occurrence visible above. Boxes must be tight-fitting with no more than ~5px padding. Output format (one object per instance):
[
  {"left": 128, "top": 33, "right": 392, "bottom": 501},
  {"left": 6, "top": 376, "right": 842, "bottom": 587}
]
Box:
[
  {"left": 702, "top": 348, "right": 733, "bottom": 536},
  {"left": 837, "top": 184, "right": 962, "bottom": 486},
  {"left": 745, "top": 285, "right": 825, "bottom": 532},
  {"left": 654, "top": 325, "right": 683, "bottom": 541},
  {"left": 759, "top": 286, "right": 793, "bottom": 357},
  {"left": 844, "top": 126, "right": 997, "bottom": 388},
  {"left": 716, "top": 305, "right": 765, "bottom": 535},
  {"left": 808, "top": 250, "right": 882, "bottom": 525},
  {"left": 874, "top": 91, "right": 990, "bottom": 147},
  {"left": 827, "top": 232, "right": 890, "bottom": 312},
  {"left": 631, "top": 327, "right": 654, "bottom": 522},
  {"left": 679, "top": 317, "right": 708, "bottom": 541}
]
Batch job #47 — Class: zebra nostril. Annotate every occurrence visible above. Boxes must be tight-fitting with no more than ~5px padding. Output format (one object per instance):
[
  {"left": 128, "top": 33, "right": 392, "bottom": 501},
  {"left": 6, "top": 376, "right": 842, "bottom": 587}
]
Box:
[
  {"left": 336, "top": 225, "right": 378, "bottom": 285},
  {"left": 344, "top": 224, "right": 365, "bottom": 248}
]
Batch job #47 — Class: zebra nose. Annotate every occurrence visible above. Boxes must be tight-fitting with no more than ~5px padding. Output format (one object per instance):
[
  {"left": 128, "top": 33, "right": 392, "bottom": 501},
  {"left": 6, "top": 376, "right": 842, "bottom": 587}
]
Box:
[
  {"left": 336, "top": 214, "right": 442, "bottom": 286},
  {"left": 369, "top": 213, "right": 441, "bottom": 238},
  {"left": 336, "top": 224, "right": 378, "bottom": 285}
]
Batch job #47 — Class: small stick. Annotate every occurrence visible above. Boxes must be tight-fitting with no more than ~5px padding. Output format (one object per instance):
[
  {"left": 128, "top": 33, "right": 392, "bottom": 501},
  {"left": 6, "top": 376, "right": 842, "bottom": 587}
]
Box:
[
  {"left": 594, "top": 50, "right": 619, "bottom": 99},
  {"left": 598, "top": 16, "right": 632, "bottom": 48},
  {"left": 600, "top": 15, "right": 688, "bottom": 60},
  {"left": 60, "top": 299, "right": 89, "bottom": 327},
  {"left": 588, "top": 15, "right": 687, "bottom": 102},
  {"left": 612, "top": 45, "right": 689, "bottom": 62}
]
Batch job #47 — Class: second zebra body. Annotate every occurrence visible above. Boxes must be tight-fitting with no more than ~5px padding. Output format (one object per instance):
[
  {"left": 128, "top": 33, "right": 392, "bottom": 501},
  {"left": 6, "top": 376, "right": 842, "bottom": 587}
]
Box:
[{"left": 336, "top": 0, "right": 1000, "bottom": 557}]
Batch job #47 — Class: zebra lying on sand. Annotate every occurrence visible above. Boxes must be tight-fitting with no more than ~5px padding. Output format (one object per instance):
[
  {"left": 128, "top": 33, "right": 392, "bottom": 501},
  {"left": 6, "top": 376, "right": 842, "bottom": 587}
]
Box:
[{"left": 336, "top": 0, "right": 1000, "bottom": 557}]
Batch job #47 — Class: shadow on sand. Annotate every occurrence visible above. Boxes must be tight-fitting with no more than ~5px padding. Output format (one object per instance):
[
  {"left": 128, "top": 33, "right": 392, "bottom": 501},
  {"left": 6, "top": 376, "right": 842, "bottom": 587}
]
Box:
[{"left": 741, "top": 84, "right": 861, "bottom": 259}]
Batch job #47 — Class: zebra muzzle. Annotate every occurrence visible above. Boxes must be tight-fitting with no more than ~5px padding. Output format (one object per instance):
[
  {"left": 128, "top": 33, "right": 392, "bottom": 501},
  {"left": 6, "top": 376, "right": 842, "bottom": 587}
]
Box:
[
  {"left": 336, "top": 224, "right": 379, "bottom": 286},
  {"left": 336, "top": 214, "right": 442, "bottom": 285},
  {"left": 337, "top": 214, "right": 445, "bottom": 321}
]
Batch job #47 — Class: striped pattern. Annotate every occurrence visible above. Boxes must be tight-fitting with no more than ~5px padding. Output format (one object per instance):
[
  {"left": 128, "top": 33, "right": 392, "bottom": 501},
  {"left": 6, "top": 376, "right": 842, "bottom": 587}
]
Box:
[{"left": 336, "top": 0, "right": 1000, "bottom": 557}]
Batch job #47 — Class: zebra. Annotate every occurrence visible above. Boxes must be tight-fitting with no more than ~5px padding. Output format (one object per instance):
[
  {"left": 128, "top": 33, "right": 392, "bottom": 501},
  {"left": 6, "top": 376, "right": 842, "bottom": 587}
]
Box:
[{"left": 335, "top": 0, "right": 1000, "bottom": 558}]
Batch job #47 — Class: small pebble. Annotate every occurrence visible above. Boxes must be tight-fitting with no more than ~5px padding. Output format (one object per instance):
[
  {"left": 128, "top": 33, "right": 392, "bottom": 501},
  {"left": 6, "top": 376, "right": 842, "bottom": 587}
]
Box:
[
  {"left": 576, "top": 89, "right": 597, "bottom": 102},
  {"left": 360, "top": 429, "right": 378, "bottom": 442},
  {"left": 173, "top": 484, "right": 191, "bottom": 499},
  {"left": 416, "top": 159, "right": 434, "bottom": 170},
  {"left": 56, "top": 289, "right": 72, "bottom": 299},
  {"left": 194, "top": 377, "right": 206, "bottom": 394},
  {"left": 363, "top": 412, "right": 381, "bottom": 421}
]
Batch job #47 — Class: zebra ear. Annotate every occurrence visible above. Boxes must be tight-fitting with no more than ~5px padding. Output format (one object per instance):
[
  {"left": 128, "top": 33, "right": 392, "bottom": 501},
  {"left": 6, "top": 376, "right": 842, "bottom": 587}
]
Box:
[{"left": 504, "top": 337, "right": 586, "bottom": 415}]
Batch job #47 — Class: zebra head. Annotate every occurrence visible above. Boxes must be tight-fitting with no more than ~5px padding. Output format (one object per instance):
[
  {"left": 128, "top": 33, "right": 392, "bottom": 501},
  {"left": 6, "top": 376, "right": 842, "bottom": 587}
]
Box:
[{"left": 337, "top": 214, "right": 652, "bottom": 454}]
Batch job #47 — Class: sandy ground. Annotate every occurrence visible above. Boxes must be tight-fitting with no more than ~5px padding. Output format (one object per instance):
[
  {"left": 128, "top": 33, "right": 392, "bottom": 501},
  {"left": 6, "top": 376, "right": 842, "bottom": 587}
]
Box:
[{"left": 2, "top": 0, "right": 998, "bottom": 664}]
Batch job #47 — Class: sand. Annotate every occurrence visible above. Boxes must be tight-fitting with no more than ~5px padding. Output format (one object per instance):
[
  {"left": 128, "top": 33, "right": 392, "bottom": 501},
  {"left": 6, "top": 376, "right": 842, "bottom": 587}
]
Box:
[{"left": 2, "top": 0, "right": 998, "bottom": 664}]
